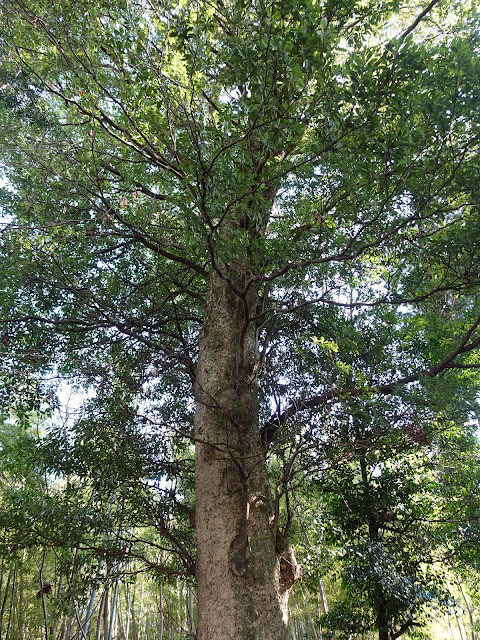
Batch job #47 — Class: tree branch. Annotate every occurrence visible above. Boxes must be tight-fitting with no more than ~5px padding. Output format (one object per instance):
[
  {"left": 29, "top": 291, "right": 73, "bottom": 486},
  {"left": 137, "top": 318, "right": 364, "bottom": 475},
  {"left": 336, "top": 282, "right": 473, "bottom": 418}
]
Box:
[
  {"left": 100, "top": 198, "right": 208, "bottom": 277},
  {"left": 261, "top": 312, "right": 480, "bottom": 446},
  {"left": 391, "top": 616, "right": 420, "bottom": 640},
  {"left": 99, "top": 161, "right": 173, "bottom": 201},
  {"left": 400, "top": 0, "right": 443, "bottom": 41}
]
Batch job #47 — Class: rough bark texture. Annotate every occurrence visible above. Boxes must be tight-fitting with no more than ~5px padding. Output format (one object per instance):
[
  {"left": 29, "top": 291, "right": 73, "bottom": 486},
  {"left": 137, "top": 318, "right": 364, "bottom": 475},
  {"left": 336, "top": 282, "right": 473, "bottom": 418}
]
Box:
[{"left": 194, "top": 271, "right": 298, "bottom": 640}]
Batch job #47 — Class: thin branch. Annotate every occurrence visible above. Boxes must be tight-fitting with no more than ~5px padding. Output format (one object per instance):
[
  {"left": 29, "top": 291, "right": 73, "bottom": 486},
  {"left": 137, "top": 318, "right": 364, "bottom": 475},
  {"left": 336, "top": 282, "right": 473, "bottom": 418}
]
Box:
[
  {"left": 400, "top": 0, "right": 443, "bottom": 41},
  {"left": 100, "top": 198, "right": 208, "bottom": 277},
  {"left": 99, "top": 161, "right": 172, "bottom": 201}
]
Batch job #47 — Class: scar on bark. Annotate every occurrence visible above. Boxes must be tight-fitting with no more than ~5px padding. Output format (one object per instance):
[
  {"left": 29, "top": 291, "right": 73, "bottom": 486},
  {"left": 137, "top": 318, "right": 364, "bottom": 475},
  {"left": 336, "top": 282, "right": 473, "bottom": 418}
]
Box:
[
  {"left": 229, "top": 533, "right": 249, "bottom": 576},
  {"left": 276, "top": 534, "right": 300, "bottom": 592},
  {"left": 279, "top": 548, "right": 300, "bottom": 592}
]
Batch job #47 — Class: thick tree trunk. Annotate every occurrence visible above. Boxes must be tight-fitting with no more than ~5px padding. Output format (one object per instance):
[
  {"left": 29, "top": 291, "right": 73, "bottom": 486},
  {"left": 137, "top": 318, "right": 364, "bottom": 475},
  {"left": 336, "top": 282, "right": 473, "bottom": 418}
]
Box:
[{"left": 194, "top": 271, "right": 298, "bottom": 640}]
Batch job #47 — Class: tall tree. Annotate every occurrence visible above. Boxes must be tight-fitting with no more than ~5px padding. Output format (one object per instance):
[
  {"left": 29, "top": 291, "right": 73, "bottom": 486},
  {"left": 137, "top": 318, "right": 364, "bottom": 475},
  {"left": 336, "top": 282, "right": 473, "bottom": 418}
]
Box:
[{"left": 1, "top": 1, "right": 480, "bottom": 638}]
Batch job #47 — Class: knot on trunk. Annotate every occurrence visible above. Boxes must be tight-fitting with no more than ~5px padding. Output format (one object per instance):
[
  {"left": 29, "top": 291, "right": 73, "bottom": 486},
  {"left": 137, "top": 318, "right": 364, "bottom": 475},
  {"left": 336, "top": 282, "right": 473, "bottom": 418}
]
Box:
[{"left": 278, "top": 546, "right": 300, "bottom": 593}]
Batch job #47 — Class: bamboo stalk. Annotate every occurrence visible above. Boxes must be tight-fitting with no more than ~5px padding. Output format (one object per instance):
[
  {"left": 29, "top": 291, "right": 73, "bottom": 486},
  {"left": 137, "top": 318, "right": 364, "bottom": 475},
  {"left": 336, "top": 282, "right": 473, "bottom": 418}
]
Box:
[
  {"left": 95, "top": 590, "right": 106, "bottom": 640},
  {"left": 103, "top": 587, "right": 109, "bottom": 640},
  {"left": 37, "top": 550, "right": 50, "bottom": 640},
  {"left": 158, "top": 580, "right": 163, "bottom": 640},
  {"left": 0, "top": 563, "right": 14, "bottom": 640},
  {"left": 130, "top": 583, "right": 139, "bottom": 640},
  {"left": 454, "top": 605, "right": 467, "bottom": 640},
  {"left": 83, "top": 560, "right": 105, "bottom": 637},
  {"left": 4, "top": 568, "right": 16, "bottom": 640},
  {"left": 187, "top": 586, "right": 195, "bottom": 637},
  {"left": 456, "top": 577, "right": 476, "bottom": 640}
]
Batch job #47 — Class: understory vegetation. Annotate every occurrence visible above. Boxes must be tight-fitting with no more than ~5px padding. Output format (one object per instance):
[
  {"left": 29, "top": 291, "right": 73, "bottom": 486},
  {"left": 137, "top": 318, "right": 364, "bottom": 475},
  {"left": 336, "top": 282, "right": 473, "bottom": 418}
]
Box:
[{"left": 0, "top": 406, "right": 479, "bottom": 639}]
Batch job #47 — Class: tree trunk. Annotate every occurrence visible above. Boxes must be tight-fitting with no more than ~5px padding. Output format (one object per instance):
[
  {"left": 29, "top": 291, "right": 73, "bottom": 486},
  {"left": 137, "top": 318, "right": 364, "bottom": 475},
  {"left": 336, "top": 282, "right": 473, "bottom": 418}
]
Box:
[
  {"left": 187, "top": 586, "right": 195, "bottom": 637},
  {"left": 103, "top": 587, "right": 109, "bottom": 640},
  {"left": 376, "top": 599, "right": 389, "bottom": 640},
  {"left": 456, "top": 577, "right": 476, "bottom": 640},
  {"left": 319, "top": 577, "right": 329, "bottom": 615},
  {"left": 0, "top": 563, "right": 14, "bottom": 639},
  {"left": 194, "top": 271, "right": 298, "bottom": 640},
  {"left": 107, "top": 579, "right": 118, "bottom": 640},
  {"left": 4, "top": 568, "right": 16, "bottom": 640},
  {"left": 157, "top": 579, "right": 163, "bottom": 640},
  {"left": 95, "top": 591, "right": 105, "bottom": 640}
]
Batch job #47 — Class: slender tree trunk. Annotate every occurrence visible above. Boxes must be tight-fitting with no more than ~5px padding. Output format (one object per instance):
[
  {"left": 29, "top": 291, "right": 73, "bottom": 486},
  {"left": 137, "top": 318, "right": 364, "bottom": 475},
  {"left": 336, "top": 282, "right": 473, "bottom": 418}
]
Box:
[
  {"left": 289, "top": 616, "right": 297, "bottom": 640},
  {"left": 4, "top": 568, "right": 16, "bottom": 640},
  {"left": 17, "top": 560, "right": 24, "bottom": 640},
  {"left": 157, "top": 579, "right": 163, "bottom": 640},
  {"left": 319, "top": 577, "right": 329, "bottom": 616},
  {"left": 0, "top": 556, "right": 4, "bottom": 618},
  {"left": 124, "top": 583, "right": 131, "bottom": 640},
  {"left": 187, "top": 586, "right": 195, "bottom": 637},
  {"left": 448, "top": 615, "right": 459, "bottom": 640},
  {"left": 0, "top": 563, "right": 14, "bottom": 639},
  {"left": 454, "top": 604, "right": 467, "bottom": 640},
  {"left": 36, "top": 549, "right": 50, "bottom": 640},
  {"left": 128, "top": 582, "right": 139, "bottom": 640},
  {"left": 95, "top": 591, "right": 106, "bottom": 640},
  {"left": 456, "top": 577, "right": 476, "bottom": 640},
  {"left": 107, "top": 579, "right": 118, "bottom": 640},
  {"left": 357, "top": 444, "right": 390, "bottom": 640},
  {"left": 103, "top": 587, "right": 109, "bottom": 640},
  {"left": 83, "top": 559, "right": 104, "bottom": 637},
  {"left": 176, "top": 579, "right": 182, "bottom": 636},
  {"left": 194, "top": 271, "right": 298, "bottom": 640}
]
